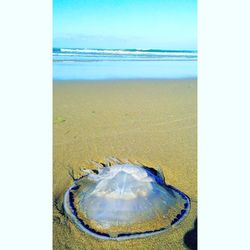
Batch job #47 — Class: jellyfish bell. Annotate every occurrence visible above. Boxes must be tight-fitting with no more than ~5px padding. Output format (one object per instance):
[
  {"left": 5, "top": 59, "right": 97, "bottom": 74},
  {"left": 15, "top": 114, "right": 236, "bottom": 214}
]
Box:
[{"left": 64, "top": 163, "right": 190, "bottom": 240}]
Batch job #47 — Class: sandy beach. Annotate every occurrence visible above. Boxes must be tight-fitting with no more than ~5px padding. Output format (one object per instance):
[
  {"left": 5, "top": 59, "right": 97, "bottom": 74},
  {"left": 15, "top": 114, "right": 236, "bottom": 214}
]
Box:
[{"left": 53, "top": 79, "right": 197, "bottom": 249}]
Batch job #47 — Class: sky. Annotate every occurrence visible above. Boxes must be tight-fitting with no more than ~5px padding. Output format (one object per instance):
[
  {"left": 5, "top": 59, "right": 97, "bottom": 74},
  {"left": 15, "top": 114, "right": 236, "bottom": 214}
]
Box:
[{"left": 53, "top": 0, "right": 197, "bottom": 50}]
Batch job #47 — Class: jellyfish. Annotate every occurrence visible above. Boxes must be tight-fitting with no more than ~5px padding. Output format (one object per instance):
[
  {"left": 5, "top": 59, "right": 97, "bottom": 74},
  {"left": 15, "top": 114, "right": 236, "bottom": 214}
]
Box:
[{"left": 64, "top": 161, "right": 190, "bottom": 240}]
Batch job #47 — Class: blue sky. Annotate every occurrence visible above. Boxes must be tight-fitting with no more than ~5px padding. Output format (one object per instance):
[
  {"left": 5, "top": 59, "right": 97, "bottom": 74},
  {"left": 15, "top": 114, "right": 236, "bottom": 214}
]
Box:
[{"left": 53, "top": 0, "right": 197, "bottom": 50}]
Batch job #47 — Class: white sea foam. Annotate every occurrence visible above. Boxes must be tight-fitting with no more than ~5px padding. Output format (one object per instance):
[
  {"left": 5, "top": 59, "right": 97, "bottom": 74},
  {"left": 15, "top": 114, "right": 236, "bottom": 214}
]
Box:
[
  {"left": 59, "top": 48, "right": 197, "bottom": 57},
  {"left": 53, "top": 48, "right": 197, "bottom": 79}
]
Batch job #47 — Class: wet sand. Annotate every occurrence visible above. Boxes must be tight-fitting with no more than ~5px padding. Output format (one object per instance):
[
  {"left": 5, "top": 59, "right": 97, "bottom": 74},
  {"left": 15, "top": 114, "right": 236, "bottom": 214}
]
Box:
[{"left": 53, "top": 79, "right": 197, "bottom": 249}]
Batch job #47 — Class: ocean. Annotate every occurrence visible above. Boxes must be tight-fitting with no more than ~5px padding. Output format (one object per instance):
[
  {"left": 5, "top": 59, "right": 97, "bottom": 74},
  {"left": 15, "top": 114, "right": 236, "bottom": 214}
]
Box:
[{"left": 53, "top": 48, "right": 197, "bottom": 80}]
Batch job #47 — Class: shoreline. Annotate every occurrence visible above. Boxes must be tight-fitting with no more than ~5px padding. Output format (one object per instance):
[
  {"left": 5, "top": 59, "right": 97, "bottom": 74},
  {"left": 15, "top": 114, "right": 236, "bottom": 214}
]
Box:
[{"left": 53, "top": 78, "right": 197, "bottom": 84}]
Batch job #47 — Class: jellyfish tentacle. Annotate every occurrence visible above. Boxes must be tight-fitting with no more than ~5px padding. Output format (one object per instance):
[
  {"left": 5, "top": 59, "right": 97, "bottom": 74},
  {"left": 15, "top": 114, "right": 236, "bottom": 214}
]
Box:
[
  {"left": 68, "top": 168, "right": 76, "bottom": 181},
  {"left": 157, "top": 165, "right": 166, "bottom": 183},
  {"left": 81, "top": 168, "right": 95, "bottom": 175}
]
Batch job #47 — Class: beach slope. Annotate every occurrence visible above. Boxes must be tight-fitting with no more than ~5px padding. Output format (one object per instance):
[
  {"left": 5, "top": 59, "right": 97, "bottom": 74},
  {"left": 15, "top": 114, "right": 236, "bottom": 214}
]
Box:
[{"left": 53, "top": 79, "right": 197, "bottom": 249}]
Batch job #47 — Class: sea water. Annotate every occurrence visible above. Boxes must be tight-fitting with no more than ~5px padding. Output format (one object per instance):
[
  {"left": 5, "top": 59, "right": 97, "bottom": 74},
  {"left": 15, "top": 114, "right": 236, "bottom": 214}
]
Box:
[{"left": 53, "top": 48, "right": 197, "bottom": 80}]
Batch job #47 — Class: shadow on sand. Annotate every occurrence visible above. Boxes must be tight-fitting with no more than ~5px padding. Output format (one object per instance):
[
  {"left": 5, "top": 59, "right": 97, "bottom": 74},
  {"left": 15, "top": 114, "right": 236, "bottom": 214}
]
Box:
[{"left": 184, "top": 218, "right": 197, "bottom": 250}]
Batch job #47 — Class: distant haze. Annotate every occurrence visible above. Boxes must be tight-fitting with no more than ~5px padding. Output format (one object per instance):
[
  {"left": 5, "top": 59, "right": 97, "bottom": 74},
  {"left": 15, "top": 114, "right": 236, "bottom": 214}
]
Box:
[{"left": 53, "top": 0, "right": 197, "bottom": 50}]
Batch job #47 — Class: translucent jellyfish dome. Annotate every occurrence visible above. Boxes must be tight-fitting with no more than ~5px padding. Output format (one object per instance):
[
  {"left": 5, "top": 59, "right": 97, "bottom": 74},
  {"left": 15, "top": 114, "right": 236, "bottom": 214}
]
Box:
[{"left": 64, "top": 162, "right": 190, "bottom": 240}]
